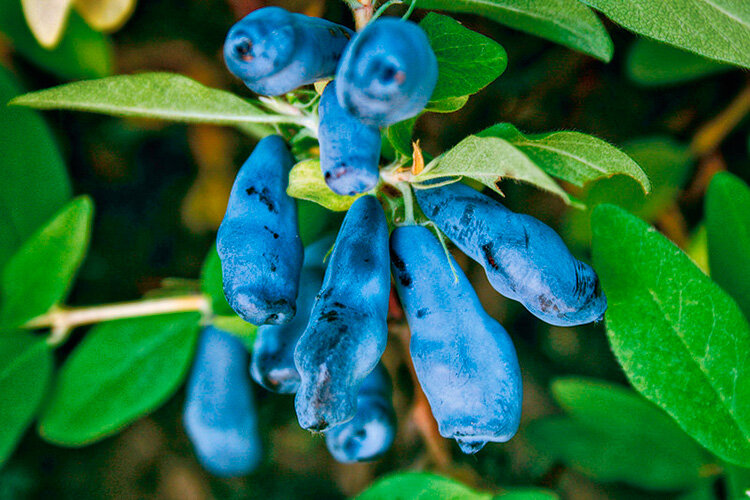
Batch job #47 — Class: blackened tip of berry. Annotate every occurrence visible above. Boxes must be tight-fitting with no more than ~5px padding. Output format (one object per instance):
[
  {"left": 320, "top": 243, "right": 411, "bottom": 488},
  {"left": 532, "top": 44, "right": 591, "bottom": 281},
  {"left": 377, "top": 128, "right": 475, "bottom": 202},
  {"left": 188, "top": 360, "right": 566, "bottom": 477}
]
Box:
[{"left": 234, "top": 39, "right": 254, "bottom": 61}]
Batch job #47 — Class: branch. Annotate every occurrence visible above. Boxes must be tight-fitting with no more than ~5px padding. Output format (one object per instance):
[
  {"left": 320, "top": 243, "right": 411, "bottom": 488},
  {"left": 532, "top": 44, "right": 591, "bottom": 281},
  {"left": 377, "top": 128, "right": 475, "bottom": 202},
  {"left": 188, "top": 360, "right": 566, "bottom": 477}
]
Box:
[
  {"left": 24, "top": 295, "right": 211, "bottom": 346},
  {"left": 691, "top": 81, "right": 750, "bottom": 157}
]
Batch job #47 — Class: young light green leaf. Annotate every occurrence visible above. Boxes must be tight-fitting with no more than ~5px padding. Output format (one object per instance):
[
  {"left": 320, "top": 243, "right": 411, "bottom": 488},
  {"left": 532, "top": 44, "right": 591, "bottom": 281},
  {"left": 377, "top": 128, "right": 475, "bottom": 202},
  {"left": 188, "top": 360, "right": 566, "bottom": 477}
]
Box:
[
  {"left": 420, "top": 13, "right": 508, "bottom": 101},
  {"left": 0, "top": 66, "right": 71, "bottom": 271},
  {"left": 626, "top": 39, "right": 731, "bottom": 87},
  {"left": 479, "top": 123, "right": 650, "bottom": 193},
  {"left": 581, "top": 0, "right": 750, "bottom": 68},
  {"left": 425, "top": 95, "right": 469, "bottom": 113},
  {"left": 706, "top": 172, "right": 750, "bottom": 320},
  {"left": 415, "top": 0, "right": 613, "bottom": 62},
  {"left": 9, "top": 73, "right": 282, "bottom": 136},
  {"left": 356, "top": 472, "right": 492, "bottom": 500},
  {"left": 287, "top": 160, "right": 363, "bottom": 211},
  {"left": 0, "top": 0, "right": 112, "bottom": 80},
  {"left": 0, "top": 196, "right": 93, "bottom": 328},
  {"left": 75, "top": 0, "right": 136, "bottom": 32},
  {"left": 415, "top": 135, "right": 572, "bottom": 204},
  {"left": 38, "top": 312, "right": 200, "bottom": 446},
  {"left": 200, "top": 245, "right": 234, "bottom": 317},
  {"left": 0, "top": 331, "right": 53, "bottom": 465},
  {"left": 533, "top": 377, "right": 714, "bottom": 490},
  {"left": 591, "top": 204, "right": 750, "bottom": 466},
  {"left": 211, "top": 315, "right": 257, "bottom": 340},
  {"left": 21, "top": 0, "right": 73, "bottom": 48}
]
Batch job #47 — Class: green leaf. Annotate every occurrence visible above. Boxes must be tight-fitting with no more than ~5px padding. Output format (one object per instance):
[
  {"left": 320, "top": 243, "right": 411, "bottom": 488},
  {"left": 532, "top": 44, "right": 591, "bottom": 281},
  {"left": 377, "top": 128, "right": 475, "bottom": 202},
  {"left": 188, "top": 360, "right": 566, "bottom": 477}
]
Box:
[
  {"left": 0, "top": 66, "right": 71, "bottom": 271},
  {"left": 420, "top": 13, "right": 508, "bottom": 101},
  {"left": 425, "top": 95, "right": 469, "bottom": 113},
  {"left": 591, "top": 204, "right": 750, "bottom": 466},
  {"left": 706, "top": 172, "right": 750, "bottom": 320},
  {"left": 0, "top": 0, "right": 112, "bottom": 80},
  {"left": 581, "top": 0, "right": 750, "bottom": 69},
  {"left": 498, "top": 489, "right": 559, "bottom": 499},
  {"left": 0, "top": 331, "right": 53, "bottom": 465},
  {"left": 9, "top": 73, "right": 279, "bottom": 137},
  {"left": 0, "top": 196, "right": 93, "bottom": 328},
  {"left": 39, "top": 312, "right": 200, "bottom": 446},
  {"left": 415, "top": 135, "right": 572, "bottom": 204},
  {"left": 415, "top": 0, "right": 613, "bottom": 62},
  {"left": 479, "top": 123, "right": 650, "bottom": 192},
  {"left": 200, "top": 245, "right": 234, "bottom": 317},
  {"left": 356, "top": 472, "right": 492, "bottom": 500},
  {"left": 384, "top": 117, "right": 417, "bottom": 158},
  {"left": 528, "top": 377, "right": 713, "bottom": 490},
  {"left": 626, "top": 39, "right": 731, "bottom": 86},
  {"left": 211, "top": 315, "right": 257, "bottom": 340},
  {"left": 287, "top": 159, "right": 363, "bottom": 211},
  {"left": 725, "top": 462, "right": 750, "bottom": 499}
]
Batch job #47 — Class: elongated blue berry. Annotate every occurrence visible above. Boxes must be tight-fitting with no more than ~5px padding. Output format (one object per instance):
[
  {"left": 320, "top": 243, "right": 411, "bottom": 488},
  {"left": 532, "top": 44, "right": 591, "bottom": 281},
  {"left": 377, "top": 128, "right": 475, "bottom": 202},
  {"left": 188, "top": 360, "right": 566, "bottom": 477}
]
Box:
[
  {"left": 184, "top": 326, "right": 262, "bottom": 476},
  {"left": 250, "top": 236, "right": 333, "bottom": 393},
  {"left": 415, "top": 183, "right": 606, "bottom": 326},
  {"left": 318, "top": 81, "right": 382, "bottom": 196},
  {"left": 390, "top": 225, "right": 522, "bottom": 454},
  {"left": 336, "top": 18, "right": 438, "bottom": 127},
  {"left": 325, "top": 363, "right": 396, "bottom": 463},
  {"left": 217, "top": 135, "right": 303, "bottom": 326},
  {"left": 224, "top": 7, "right": 354, "bottom": 96},
  {"left": 294, "top": 196, "right": 390, "bottom": 431}
]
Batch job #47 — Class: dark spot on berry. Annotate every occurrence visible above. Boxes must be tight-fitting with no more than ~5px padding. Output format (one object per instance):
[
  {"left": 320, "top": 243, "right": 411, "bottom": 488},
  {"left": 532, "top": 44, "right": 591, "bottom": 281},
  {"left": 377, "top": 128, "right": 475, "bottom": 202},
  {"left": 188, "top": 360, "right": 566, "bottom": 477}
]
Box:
[
  {"left": 263, "top": 225, "right": 280, "bottom": 239},
  {"left": 416, "top": 308, "right": 428, "bottom": 318},
  {"left": 339, "top": 27, "right": 351, "bottom": 39},
  {"left": 270, "top": 264, "right": 277, "bottom": 272},
  {"left": 481, "top": 242, "right": 499, "bottom": 270},
  {"left": 320, "top": 309, "right": 339, "bottom": 322},
  {"left": 246, "top": 186, "right": 277, "bottom": 212}
]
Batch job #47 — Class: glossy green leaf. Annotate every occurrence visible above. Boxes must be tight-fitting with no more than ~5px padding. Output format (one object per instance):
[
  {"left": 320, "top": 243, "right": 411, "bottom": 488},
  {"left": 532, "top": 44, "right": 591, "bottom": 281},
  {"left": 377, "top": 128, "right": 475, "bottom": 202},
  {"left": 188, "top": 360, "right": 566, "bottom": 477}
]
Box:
[
  {"left": 706, "top": 172, "right": 750, "bottom": 320},
  {"left": 415, "top": 135, "right": 572, "bottom": 203},
  {"left": 0, "top": 197, "right": 93, "bottom": 328},
  {"left": 356, "top": 472, "right": 491, "bottom": 500},
  {"left": 287, "top": 160, "right": 363, "bottom": 211},
  {"left": 384, "top": 117, "right": 417, "bottom": 158},
  {"left": 0, "top": 67, "right": 71, "bottom": 271},
  {"left": 39, "top": 312, "right": 200, "bottom": 446},
  {"left": 10, "top": 73, "right": 278, "bottom": 137},
  {"left": 415, "top": 0, "right": 613, "bottom": 61},
  {"left": 626, "top": 39, "right": 730, "bottom": 86},
  {"left": 0, "top": 331, "right": 53, "bottom": 465},
  {"left": 591, "top": 204, "right": 750, "bottom": 466},
  {"left": 420, "top": 13, "right": 508, "bottom": 101},
  {"left": 200, "top": 245, "right": 234, "bottom": 317},
  {"left": 528, "top": 377, "right": 712, "bottom": 490},
  {"left": 0, "top": 0, "right": 112, "bottom": 80},
  {"left": 480, "top": 123, "right": 650, "bottom": 192},
  {"left": 581, "top": 0, "right": 750, "bottom": 68}
]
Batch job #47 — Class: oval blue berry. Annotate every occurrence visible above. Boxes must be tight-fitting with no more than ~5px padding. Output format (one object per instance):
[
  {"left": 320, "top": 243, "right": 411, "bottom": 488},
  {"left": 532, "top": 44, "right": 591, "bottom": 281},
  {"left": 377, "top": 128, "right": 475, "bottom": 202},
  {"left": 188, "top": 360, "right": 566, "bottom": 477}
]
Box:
[
  {"left": 217, "top": 135, "right": 303, "bottom": 326},
  {"left": 390, "top": 225, "right": 522, "bottom": 453},
  {"left": 318, "top": 81, "right": 382, "bottom": 196},
  {"left": 224, "top": 7, "right": 354, "bottom": 96},
  {"left": 336, "top": 18, "right": 437, "bottom": 127},
  {"left": 294, "top": 195, "right": 390, "bottom": 431},
  {"left": 183, "top": 326, "right": 262, "bottom": 476},
  {"left": 325, "top": 363, "right": 396, "bottom": 463},
  {"left": 415, "top": 182, "right": 607, "bottom": 326}
]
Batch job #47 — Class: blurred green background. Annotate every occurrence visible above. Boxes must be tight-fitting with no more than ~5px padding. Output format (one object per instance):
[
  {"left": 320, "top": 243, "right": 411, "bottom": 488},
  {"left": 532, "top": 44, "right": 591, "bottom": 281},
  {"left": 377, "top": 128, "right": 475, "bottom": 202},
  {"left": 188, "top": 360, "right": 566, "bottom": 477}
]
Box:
[{"left": 1, "top": 0, "right": 748, "bottom": 498}]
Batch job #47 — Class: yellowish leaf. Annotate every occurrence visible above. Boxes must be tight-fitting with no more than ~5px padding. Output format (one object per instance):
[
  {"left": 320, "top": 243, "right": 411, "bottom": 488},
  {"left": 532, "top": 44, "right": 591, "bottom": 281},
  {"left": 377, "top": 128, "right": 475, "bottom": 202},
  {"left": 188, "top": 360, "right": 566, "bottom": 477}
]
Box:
[
  {"left": 21, "top": 0, "right": 74, "bottom": 48},
  {"left": 411, "top": 139, "right": 424, "bottom": 175},
  {"left": 75, "top": 0, "right": 136, "bottom": 31}
]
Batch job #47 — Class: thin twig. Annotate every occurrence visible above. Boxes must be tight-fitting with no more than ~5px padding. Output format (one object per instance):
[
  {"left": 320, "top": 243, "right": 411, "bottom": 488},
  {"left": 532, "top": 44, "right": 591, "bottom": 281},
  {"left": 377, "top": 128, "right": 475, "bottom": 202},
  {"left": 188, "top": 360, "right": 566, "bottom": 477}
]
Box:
[
  {"left": 352, "top": 0, "right": 374, "bottom": 30},
  {"left": 691, "top": 81, "right": 750, "bottom": 157},
  {"left": 24, "top": 295, "right": 211, "bottom": 346}
]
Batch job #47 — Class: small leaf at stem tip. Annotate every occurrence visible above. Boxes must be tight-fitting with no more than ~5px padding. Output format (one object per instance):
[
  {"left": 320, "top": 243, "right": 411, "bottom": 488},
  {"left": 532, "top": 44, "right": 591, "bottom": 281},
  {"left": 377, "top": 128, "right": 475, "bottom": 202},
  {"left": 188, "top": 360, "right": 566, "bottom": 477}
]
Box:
[
  {"left": 411, "top": 139, "right": 424, "bottom": 175},
  {"left": 287, "top": 160, "right": 363, "bottom": 211}
]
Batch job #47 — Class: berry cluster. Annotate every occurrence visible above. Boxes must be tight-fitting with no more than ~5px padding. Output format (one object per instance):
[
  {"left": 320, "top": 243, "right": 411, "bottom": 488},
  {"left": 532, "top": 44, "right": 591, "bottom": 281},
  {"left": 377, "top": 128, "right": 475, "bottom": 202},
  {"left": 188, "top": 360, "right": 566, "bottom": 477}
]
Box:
[{"left": 183, "top": 6, "right": 607, "bottom": 473}]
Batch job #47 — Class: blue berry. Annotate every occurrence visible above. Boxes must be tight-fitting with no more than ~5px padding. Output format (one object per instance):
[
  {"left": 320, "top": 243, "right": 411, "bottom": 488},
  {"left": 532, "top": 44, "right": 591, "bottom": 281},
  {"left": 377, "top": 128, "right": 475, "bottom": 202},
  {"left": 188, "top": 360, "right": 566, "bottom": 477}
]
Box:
[
  {"left": 336, "top": 18, "right": 438, "bottom": 127},
  {"left": 390, "top": 225, "right": 522, "bottom": 454},
  {"left": 318, "top": 81, "right": 382, "bottom": 196},
  {"left": 415, "top": 183, "right": 607, "bottom": 326},
  {"left": 325, "top": 363, "right": 396, "bottom": 463},
  {"left": 294, "top": 195, "right": 390, "bottom": 431},
  {"left": 217, "top": 135, "right": 303, "bottom": 326},
  {"left": 183, "top": 326, "right": 262, "bottom": 476},
  {"left": 250, "top": 236, "right": 333, "bottom": 393},
  {"left": 224, "top": 7, "right": 354, "bottom": 96}
]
